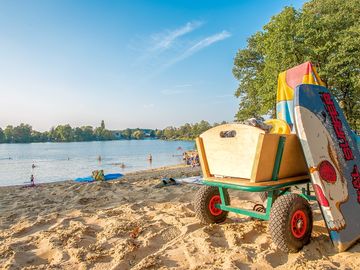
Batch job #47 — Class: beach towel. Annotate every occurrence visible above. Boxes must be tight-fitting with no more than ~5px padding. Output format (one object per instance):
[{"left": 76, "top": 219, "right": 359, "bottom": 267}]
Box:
[
  {"left": 74, "top": 173, "right": 123, "bottom": 183},
  {"left": 175, "top": 176, "right": 203, "bottom": 185},
  {"left": 276, "top": 61, "right": 325, "bottom": 131}
]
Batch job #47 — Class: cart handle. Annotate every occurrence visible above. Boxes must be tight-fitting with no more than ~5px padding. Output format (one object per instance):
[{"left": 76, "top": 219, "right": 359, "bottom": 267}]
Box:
[{"left": 220, "top": 130, "right": 236, "bottom": 138}]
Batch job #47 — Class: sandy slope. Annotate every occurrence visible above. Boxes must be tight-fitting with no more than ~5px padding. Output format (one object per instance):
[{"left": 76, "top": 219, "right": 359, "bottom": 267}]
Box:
[{"left": 0, "top": 165, "right": 359, "bottom": 270}]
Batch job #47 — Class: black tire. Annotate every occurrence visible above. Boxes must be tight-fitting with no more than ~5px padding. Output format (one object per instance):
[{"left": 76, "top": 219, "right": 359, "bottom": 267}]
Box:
[
  {"left": 194, "top": 186, "right": 230, "bottom": 224},
  {"left": 269, "top": 193, "right": 313, "bottom": 253}
]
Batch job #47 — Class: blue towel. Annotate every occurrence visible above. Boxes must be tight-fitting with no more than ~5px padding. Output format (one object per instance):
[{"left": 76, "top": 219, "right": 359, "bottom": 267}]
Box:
[{"left": 75, "top": 173, "right": 123, "bottom": 183}]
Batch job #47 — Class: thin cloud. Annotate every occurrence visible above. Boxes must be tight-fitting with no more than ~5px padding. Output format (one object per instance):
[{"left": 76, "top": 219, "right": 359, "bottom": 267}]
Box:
[
  {"left": 143, "top": 104, "right": 155, "bottom": 109},
  {"left": 151, "top": 21, "right": 203, "bottom": 50},
  {"left": 164, "top": 30, "right": 231, "bottom": 68}
]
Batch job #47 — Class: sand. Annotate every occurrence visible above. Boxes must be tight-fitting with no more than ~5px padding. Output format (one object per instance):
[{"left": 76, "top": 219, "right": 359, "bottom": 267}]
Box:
[{"left": 0, "top": 165, "right": 359, "bottom": 270}]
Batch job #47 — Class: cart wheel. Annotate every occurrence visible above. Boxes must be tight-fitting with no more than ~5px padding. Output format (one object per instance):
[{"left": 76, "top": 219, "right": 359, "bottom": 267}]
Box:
[
  {"left": 269, "top": 193, "right": 313, "bottom": 253},
  {"left": 194, "top": 186, "right": 230, "bottom": 224}
]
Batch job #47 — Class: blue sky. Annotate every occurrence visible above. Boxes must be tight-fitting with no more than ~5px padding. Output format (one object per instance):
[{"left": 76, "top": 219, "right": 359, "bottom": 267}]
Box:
[{"left": 0, "top": 0, "right": 304, "bottom": 131}]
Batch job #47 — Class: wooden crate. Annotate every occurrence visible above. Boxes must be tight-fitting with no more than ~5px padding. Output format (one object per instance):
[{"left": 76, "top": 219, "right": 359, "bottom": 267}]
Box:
[{"left": 196, "top": 123, "right": 308, "bottom": 182}]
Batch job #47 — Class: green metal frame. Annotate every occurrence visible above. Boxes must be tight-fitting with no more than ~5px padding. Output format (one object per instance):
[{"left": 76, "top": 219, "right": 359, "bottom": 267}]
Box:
[{"left": 202, "top": 136, "right": 316, "bottom": 221}]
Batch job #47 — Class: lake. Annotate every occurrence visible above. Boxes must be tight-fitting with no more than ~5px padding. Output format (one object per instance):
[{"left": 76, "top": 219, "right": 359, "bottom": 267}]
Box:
[{"left": 0, "top": 140, "right": 195, "bottom": 186}]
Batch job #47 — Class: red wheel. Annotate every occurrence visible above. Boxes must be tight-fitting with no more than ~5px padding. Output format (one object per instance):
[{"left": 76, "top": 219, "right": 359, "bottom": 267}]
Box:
[
  {"left": 208, "top": 195, "right": 222, "bottom": 216},
  {"left": 269, "top": 194, "right": 313, "bottom": 252},
  {"left": 194, "top": 186, "right": 230, "bottom": 224},
  {"left": 291, "top": 210, "right": 307, "bottom": 238}
]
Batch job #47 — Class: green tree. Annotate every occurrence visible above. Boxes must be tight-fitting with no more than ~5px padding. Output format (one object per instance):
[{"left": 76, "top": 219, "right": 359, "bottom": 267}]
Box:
[
  {"left": 132, "top": 129, "right": 144, "bottom": 140},
  {"left": 48, "top": 127, "right": 56, "bottom": 142},
  {"left": 233, "top": 0, "right": 360, "bottom": 129},
  {"left": 54, "top": 125, "right": 73, "bottom": 142},
  {"left": 4, "top": 125, "right": 14, "bottom": 143},
  {"left": 0, "top": 128, "right": 5, "bottom": 143},
  {"left": 73, "top": 127, "right": 84, "bottom": 141},
  {"left": 101, "top": 129, "right": 114, "bottom": 140},
  {"left": 12, "top": 124, "right": 32, "bottom": 143},
  {"left": 31, "top": 130, "right": 45, "bottom": 142},
  {"left": 101, "top": 120, "right": 105, "bottom": 130},
  {"left": 121, "top": 128, "right": 132, "bottom": 139},
  {"left": 163, "top": 127, "right": 176, "bottom": 139},
  {"left": 81, "top": 126, "right": 94, "bottom": 141},
  {"left": 197, "top": 120, "right": 211, "bottom": 135},
  {"left": 94, "top": 127, "right": 103, "bottom": 140},
  {"left": 155, "top": 129, "right": 163, "bottom": 139}
]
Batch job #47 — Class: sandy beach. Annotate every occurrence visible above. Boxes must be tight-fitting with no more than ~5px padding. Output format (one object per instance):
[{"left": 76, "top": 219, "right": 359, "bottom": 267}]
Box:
[{"left": 1, "top": 165, "right": 359, "bottom": 270}]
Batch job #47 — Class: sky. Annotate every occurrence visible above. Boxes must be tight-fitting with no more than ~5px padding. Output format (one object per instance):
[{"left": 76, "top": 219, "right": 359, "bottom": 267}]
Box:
[{"left": 0, "top": 0, "right": 305, "bottom": 131}]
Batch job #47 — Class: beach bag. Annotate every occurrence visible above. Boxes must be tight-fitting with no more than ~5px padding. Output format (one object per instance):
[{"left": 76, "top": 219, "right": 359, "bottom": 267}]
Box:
[{"left": 92, "top": 170, "right": 105, "bottom": 181}]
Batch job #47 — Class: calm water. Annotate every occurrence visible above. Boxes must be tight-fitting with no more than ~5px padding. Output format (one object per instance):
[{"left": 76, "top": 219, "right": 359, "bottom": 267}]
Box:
[{"left": 0, "top": 140, "right": 195, "bottom": 186}]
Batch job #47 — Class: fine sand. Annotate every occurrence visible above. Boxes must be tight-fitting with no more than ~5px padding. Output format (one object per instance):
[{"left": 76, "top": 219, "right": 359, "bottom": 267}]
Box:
[{"left": 0, "top": 165, "right": 359, "bottom": 270}]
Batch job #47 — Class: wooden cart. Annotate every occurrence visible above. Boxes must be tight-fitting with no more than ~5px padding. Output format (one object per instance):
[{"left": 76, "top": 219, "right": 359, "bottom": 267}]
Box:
[{"left": 194, "top": 124, "right": 316, "bottom": 252}]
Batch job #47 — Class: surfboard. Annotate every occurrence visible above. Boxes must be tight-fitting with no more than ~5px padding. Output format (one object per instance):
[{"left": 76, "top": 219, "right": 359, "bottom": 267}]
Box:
[{"left": 294, "top": 84, "right": 360, "bottom": 252}]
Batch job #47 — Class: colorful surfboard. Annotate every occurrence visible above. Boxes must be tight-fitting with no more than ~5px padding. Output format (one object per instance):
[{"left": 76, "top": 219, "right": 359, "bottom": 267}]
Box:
[{"left": 294, "top": 84, "right": 360, "bottom": 252}]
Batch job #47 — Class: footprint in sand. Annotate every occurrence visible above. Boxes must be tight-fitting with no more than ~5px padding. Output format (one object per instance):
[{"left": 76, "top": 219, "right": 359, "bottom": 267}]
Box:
[
  {"left": 78, "top": 197, "right": 95, "bottom": 205},
  {"left": 265, "top": 251, "right": 289, "bottom": 268}
]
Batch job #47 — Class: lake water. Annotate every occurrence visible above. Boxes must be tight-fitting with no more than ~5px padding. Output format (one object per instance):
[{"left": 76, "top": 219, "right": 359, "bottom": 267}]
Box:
[{"left": 0, "top": 140, "right": 195, "bottom": 186}]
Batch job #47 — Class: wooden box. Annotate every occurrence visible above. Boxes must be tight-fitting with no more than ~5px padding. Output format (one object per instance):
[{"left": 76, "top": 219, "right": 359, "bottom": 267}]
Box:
[{"left": 196, "top": 123, "right": 308, "bottom": 182}]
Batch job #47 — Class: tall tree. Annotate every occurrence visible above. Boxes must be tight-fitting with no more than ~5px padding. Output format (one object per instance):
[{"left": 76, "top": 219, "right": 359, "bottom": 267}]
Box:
[
  {"left": 121, "top": 128, "right": 132, "bottom": 139},
  {"left": 4, "top": 125, "right": 14, "bottom": 143},
  {"left": 0, "top": 128, "right": 5, "bottom": 143},
  {"left": 12, "top": 124, "right": 32, "bottom": 143},
  {"left": 233, "top": 0, "right": 360, "bottom": 129},
  {"left": 81, "top": 126, "right": 95, "bottom": 141},
  {"left": 132, "top": 129, "right": 144, "bottom": 140},
  {"left": 54, "top": 125, "right": 73, "bottom": 142}
]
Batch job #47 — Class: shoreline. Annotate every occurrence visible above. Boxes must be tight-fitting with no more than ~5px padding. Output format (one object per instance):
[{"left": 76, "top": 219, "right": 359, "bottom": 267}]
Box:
[
  {"left": 0, "top": 164, "right": 200, "bottom": 189},
  {"left": 0, "top": 138, "right": 196, "bottom": 145}
]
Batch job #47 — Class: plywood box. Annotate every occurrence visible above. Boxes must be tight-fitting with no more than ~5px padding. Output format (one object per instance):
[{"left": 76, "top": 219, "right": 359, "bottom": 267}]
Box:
[{"left": 197, "top": 123, "right": 308, "bottom": 182}]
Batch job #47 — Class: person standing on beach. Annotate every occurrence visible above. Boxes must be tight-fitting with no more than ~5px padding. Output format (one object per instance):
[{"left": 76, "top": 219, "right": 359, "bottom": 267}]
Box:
[
  {"left": 148, "top": 154, "right": 152, "bottom": 163},
  {"left": 30, "top": 174, "right": 35, "bottom": 186},
  {"left": 29, "top": 163, "right": 36, "bottom": 187}
]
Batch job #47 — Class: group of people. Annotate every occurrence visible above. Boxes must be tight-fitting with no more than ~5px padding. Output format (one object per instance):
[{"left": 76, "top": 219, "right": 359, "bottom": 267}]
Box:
[{"left": 183, "top": 151, "right": 200, "bottom": 167}]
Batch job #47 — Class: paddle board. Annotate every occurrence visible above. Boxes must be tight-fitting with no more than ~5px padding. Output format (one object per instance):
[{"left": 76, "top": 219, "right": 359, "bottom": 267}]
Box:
[{"left": 294, "top": 84, "right": 360, "bottom": 252}]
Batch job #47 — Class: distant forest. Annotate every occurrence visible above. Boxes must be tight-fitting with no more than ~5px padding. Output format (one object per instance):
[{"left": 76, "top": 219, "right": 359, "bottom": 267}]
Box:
[{"left": 0, "top": 120, "right": 227, "bottom": 144}]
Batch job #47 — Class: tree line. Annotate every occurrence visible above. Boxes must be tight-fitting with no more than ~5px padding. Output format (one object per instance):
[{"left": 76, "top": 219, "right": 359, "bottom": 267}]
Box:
[
  {"left": 233, "top": 0, "right": 360, "bottom": 130},
  {"left": 156, "top": 120, "right": 227, "bottom": 140},
  {"left": 0, "top": 120, "right": 225, "bottom": 143}
]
